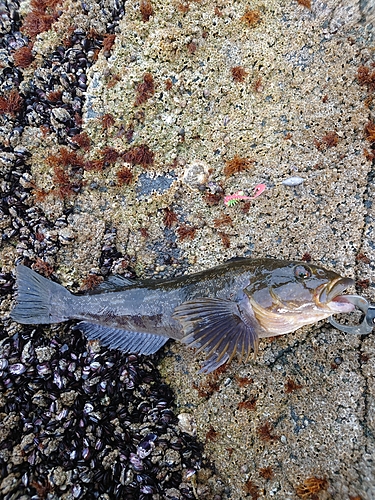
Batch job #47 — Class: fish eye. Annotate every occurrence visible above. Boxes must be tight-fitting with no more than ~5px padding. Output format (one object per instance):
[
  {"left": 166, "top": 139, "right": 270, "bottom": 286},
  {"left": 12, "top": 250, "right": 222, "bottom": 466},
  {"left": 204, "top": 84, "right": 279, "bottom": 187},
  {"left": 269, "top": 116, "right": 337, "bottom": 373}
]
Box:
[{"left": 294, "top": 265, "right": 312, "bottom": 280}]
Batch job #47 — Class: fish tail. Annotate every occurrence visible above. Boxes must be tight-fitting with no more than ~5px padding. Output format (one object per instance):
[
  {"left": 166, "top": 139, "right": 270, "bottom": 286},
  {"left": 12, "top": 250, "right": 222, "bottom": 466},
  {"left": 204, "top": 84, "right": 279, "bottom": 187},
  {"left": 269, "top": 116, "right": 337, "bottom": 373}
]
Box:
[{"left": 10, "top": 265, "right": 72, "bottom": 324}]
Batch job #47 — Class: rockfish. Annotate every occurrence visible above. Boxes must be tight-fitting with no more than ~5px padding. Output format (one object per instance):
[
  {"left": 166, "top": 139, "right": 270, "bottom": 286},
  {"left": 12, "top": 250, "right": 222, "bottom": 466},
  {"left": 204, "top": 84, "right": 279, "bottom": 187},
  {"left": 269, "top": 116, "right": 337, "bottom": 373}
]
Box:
[{"left": 10, "top": 259, "right": 355, "bottom": 372}]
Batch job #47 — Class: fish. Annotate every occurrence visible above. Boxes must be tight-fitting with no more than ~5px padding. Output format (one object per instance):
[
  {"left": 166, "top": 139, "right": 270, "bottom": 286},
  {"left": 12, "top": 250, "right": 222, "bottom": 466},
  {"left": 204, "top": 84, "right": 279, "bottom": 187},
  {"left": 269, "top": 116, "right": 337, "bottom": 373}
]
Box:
[{"left": 10, "top": 258, "right": 355, "bottom": 373}]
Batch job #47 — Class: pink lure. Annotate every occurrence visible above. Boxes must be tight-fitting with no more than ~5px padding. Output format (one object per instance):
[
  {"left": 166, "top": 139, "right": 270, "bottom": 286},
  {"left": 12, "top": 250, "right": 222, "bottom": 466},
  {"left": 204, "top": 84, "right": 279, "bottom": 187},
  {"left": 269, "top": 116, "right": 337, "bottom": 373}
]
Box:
[{"left": 224, "top": 183, "right": 266, "bottom": 207}]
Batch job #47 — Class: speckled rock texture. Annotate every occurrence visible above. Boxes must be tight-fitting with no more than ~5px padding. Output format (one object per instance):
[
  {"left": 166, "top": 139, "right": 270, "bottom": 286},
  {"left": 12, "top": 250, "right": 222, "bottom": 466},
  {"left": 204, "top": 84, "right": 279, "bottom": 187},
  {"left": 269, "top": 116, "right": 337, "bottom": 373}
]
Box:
[{"left": 1, "top": 0, "right": 375, "bottom": 498}]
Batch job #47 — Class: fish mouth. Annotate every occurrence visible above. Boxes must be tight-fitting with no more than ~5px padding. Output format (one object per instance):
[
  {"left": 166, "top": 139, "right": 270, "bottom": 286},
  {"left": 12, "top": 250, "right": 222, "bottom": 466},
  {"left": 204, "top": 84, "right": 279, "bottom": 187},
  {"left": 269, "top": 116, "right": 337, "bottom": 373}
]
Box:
[{"left": 317, "top": 277, "right": 356, "bottom": 313}]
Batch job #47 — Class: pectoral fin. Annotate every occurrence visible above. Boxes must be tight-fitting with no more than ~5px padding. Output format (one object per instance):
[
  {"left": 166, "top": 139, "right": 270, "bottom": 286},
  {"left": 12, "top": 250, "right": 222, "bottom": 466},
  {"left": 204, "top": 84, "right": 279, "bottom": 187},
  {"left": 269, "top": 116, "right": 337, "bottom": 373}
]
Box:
[{"left": 173, "top": 295, "right": 259, "bottom": 373}]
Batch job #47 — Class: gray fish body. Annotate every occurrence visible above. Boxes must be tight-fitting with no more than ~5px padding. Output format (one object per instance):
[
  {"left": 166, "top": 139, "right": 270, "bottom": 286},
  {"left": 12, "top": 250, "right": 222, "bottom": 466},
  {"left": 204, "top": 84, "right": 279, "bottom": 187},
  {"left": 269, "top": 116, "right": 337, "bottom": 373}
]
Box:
[
  {"left": 10, "top": 259, "right": 354, "bottom": 372},
  {"left": 69, "top": 259, "right": 255, "bottom": 340}
]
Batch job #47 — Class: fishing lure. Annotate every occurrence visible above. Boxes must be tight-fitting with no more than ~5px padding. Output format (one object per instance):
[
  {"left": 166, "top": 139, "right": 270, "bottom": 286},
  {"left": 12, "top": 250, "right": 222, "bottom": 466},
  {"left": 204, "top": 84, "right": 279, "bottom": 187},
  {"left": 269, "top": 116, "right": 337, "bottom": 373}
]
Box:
[{"left": 224, "top": 184, "right": 266, "bottom": 207}]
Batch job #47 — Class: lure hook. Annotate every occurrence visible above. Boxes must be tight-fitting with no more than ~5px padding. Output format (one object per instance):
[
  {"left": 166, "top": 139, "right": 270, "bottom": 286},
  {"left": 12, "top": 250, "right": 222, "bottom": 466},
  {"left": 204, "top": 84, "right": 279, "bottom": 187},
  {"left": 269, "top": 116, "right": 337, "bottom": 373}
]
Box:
[{"left": 329, "top": 294, "right": 374, "bottom": 335}]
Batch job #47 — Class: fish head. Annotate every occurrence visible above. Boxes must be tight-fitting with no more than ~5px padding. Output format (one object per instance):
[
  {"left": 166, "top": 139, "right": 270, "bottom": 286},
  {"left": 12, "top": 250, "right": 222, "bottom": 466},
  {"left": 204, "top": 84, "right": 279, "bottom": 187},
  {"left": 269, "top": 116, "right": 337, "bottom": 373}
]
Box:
[{"left": 245, "top": 260, "right": 355, "bottom": 335}]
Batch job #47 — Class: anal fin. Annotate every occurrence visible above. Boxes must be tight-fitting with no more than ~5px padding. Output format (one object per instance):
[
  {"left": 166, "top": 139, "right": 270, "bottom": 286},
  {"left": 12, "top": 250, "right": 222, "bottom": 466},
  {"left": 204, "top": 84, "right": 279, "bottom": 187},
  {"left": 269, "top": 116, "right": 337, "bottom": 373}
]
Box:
[{"left": 74, "top": 322, "right": 169, "bottom": 355}]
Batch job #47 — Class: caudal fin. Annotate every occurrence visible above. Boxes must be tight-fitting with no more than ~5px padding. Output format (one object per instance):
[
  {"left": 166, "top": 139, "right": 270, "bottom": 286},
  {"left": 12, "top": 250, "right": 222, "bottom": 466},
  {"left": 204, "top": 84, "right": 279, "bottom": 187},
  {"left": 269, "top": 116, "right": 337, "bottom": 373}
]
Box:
[{"left": 10, "top": 265, "right": 72, "bottom": 324}]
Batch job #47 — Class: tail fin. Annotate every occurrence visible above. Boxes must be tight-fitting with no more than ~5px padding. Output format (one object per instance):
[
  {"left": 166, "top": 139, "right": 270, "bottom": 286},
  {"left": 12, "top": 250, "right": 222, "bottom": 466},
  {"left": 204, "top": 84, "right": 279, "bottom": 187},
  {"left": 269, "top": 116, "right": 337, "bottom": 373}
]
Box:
[{"left": 10, "top": 265, "right": 72, "bottom": 324}]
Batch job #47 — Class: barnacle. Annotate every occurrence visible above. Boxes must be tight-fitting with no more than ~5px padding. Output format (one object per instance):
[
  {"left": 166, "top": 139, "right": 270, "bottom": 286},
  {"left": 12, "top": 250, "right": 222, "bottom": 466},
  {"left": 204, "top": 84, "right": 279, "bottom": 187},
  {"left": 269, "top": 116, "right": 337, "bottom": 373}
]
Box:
[{"left": 183, "top": 160, "right": 210, "bottom": 190}]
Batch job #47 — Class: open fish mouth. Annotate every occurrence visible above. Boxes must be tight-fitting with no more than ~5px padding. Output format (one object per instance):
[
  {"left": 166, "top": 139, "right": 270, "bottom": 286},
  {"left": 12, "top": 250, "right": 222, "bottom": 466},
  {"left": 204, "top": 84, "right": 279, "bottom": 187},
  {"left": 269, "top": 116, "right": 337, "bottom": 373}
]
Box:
[{"left": 317, "top": 277, "right": 356, "bottom": 313}]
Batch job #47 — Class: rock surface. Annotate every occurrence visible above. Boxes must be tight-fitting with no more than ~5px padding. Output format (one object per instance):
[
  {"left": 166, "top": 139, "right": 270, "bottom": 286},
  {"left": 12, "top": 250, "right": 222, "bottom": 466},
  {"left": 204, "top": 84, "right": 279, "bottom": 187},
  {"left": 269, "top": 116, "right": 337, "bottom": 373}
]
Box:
[{"left": 1, "top": 0, "right": 375, "bottom": 498}]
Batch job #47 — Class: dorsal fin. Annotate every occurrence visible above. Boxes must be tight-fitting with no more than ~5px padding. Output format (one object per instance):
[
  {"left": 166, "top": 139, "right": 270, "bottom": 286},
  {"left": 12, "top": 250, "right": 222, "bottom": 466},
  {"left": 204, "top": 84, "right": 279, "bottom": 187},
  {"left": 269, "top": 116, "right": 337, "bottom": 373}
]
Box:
[
  {"left": 89, "top": 275, "right": 137, "bottom": 293},
  {"left": 226, "top": 256, "right": 247, "bottom": 262}
]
